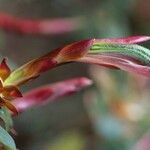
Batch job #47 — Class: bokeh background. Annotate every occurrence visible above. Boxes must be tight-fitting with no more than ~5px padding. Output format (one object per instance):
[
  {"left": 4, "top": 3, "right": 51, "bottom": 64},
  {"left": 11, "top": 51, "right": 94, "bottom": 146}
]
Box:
[{"left": 0, "top": 0, "right": 150, "bottom": 150}]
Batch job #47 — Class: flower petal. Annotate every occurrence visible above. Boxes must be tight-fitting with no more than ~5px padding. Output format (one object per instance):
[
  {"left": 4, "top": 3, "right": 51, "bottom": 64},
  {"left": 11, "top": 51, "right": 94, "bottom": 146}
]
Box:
[
  {"left": 56, "top": 39, "right": 93, "bottom": 62},
  {"left": 78, "top": 41, "right": 150, "bottom": 76},
  {"left": 94, "top": 36, "right": 150, "bottom": 44},
  {"left": 4, "top": 36, "right": 150, "bottom": 86},
  {"left": 0, "top": 12, "right": 81, "bottom": 35},
  {"left": 0, "top": 98, "right": 18, "bottom": 115},
  {"left": 12, "top": 77, "right": 92, "bottom": 114},
  {"left": 79, "top": 54, "right": 150, "bottom": 77},
  {"left": 89, "top": 43, "right": 150, "bottom": 65},
  {"left": 4, "top": 40, "right": 93, "bottom": 86},
  {"left": 2, "top": 86, "right": 22, "bottom": 99},
  {"left": 4, "top": 55, "right": 58, "bottom": 86},
  {"left": 0, "top": 58, "right": 11, "bottom": 81}
]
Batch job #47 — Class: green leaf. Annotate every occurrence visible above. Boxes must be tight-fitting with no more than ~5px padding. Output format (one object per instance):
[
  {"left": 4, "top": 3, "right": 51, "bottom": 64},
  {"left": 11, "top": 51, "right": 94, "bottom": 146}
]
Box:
[
  {"left": 0, "top": 126, "right": 17, "bottom": 150},
  {"left": 90, "top": 43, "right": 150, "bottom": 65},
  {"left": 0, "top": 107, "right": 13, "bottom": 131}
]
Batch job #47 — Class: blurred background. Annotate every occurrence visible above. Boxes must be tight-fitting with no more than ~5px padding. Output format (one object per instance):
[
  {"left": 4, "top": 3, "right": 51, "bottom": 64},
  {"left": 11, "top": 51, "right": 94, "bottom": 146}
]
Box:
[{"left": 0, "top": 0, "right": 150, "bottom": 149}]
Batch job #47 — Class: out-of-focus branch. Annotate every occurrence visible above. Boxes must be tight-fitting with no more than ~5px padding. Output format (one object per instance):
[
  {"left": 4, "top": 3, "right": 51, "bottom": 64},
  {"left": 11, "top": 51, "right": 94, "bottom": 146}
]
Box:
[{"left": 0, "top": 12, "right": 82, "bottom": 35}]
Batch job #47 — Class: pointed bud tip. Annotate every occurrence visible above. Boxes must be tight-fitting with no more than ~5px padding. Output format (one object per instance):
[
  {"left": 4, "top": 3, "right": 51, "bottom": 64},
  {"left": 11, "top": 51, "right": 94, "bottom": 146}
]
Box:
[
  {"left": 57, "top": 39, "right": 94, "bottom": 62},
  {"left": 94, "top": 36, "right": 150, "bottom": 44},
  {"left": 76, "top": 77, "right": 93, "bottom": 88}
]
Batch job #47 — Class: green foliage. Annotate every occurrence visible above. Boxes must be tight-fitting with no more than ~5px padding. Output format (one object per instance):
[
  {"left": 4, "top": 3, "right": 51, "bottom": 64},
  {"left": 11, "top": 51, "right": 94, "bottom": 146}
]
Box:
[
  {"left": 47, "top": 131, "right": 85, "bottom": 150},
  {"left": 0, "top": 107, "right": 15, "bottom": 150},
  {"left": 0, "top": 107, "right": 13, "bottom": 131},
  {"left": 0, "top": 126, "right": 16, "bottom": 150},
  {"left": 90, "top": 43, "right": 150, "bottom": 65}
]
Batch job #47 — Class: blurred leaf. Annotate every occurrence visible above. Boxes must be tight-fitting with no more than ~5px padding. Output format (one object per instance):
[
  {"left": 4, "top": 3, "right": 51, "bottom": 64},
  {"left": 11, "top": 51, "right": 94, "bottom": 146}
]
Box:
[
  {"left": 46, "top": 131, "right": 85, "bottom": 150},
  {"left": 0, "top": 126, "right": 16, "bottom": 150},
  {"left": 0, "top": 12, "right": 81, "bottom": 35},
  {"left": 0, "top": 107, "right": 13, "bottom": 131}
]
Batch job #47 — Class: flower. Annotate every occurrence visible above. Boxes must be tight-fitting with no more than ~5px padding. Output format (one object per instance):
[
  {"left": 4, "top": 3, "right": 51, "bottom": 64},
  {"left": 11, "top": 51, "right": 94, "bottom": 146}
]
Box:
[
  {"left": 0, "top": 58, "right": 92, "bottom": 115},
  {"left": 1, "top": 36, "right": 149, "bottom": 114},
  {"left": 54, "top": 36, "right": 150, "bottom": 77},
  {"left": 4, "top": 36, "right": 150, "bottom": 87},
  {"left": 0, "top": 59, "right": 22, "bottom": 114}
]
